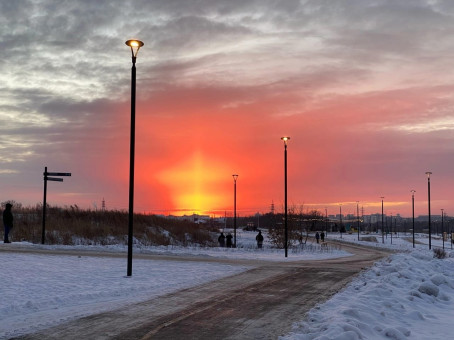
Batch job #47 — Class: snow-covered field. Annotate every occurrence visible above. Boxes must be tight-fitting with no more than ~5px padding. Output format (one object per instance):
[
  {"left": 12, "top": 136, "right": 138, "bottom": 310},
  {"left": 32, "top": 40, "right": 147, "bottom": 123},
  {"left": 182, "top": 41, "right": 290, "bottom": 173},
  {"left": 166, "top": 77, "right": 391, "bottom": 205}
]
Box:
[
  {"left": 0, "top": 229, "right": 348, "bottom": 339},
  {"left": 1, "top": 229, "right": 454, "bottom": 339}
]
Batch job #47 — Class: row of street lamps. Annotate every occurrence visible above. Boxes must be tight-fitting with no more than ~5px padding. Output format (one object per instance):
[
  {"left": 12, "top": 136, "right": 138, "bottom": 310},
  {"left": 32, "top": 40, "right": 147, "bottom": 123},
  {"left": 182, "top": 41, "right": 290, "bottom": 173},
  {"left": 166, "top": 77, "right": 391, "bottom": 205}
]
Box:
[
  {"left": 378, "top": 172, "right": 437, "bottom": 250},
  {"left": 336, "top": 172, "right": 439, "bottom": 251}
]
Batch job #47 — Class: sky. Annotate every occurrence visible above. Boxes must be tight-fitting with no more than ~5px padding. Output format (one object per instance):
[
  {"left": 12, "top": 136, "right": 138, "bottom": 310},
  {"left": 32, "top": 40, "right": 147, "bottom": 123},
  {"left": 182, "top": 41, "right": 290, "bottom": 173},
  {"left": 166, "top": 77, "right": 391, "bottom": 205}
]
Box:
[{"left": 2, "top": 0, "right": 454, "bottom": 217}]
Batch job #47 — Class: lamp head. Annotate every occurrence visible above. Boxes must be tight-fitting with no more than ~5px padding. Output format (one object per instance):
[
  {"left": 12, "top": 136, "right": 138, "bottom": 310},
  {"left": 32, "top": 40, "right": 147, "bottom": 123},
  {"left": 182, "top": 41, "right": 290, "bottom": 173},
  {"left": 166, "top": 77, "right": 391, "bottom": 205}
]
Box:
[
  {"left": 425, "top": 171, "right": 432, "bottom": 178},
  {"left": 232, "top": 174, "right": 238, "bottom": 181},
  {"left": 281, "top": 136, "right": 290, "bottom": 145},
  {"left": 125, "top": 39, "right": 144, "bottom": 58}
]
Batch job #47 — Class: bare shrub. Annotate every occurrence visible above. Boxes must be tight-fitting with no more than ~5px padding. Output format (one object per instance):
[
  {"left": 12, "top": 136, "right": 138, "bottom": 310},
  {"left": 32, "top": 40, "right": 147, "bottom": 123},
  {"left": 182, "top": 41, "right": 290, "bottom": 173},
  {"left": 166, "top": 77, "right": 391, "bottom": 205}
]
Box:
[{"left": 9, "top": 204, "right": 216, "bottom": 247}]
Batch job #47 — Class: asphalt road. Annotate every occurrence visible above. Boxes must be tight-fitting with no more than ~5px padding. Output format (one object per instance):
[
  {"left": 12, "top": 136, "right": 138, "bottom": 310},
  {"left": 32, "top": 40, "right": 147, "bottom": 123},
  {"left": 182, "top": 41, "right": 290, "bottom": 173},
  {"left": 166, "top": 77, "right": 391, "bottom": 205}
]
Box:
[{"left": 11, "top": 243, "right": 392, "bottom": 340}]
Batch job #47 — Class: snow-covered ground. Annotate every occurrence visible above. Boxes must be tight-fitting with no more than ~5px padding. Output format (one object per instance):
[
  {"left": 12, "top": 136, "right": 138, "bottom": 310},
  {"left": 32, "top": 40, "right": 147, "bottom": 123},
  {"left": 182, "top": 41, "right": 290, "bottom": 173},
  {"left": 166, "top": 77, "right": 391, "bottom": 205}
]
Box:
[
  {"left": 1, "top": 229, "right": 454, "bottom": 339},
  {"left": 282, "top": 231, "right": 454, "bottom": 340},
  {"left": 0, "top": 229, "right": 348, "bottom": 339}
]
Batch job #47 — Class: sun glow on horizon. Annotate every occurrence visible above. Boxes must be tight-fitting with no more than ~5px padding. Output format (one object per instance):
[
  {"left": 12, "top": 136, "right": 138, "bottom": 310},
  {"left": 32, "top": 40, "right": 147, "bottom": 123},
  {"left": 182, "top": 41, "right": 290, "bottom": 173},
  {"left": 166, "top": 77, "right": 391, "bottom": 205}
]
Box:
[{"left": 157, "top": 152, "right": 229, "bottom": 215}]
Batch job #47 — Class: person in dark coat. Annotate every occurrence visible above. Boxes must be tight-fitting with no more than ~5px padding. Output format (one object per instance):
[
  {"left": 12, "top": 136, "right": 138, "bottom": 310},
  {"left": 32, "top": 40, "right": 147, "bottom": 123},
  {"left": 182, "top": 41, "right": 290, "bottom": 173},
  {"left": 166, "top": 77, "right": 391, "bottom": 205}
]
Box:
[
  {"left": 256, "top": 230, "right": 264, "bottom": 249},
  {"left": 218, "top": 232, "right": 226, "bottom": 247},
  {"left": 315, "top": 232, "right": 320, "bottom": 244},
  {"left": 226, "top": 233, "right": 233, "bottom": 248},
  {"left": 3, "top": 203, "right": 13, "bottom": 243},
  {"left": 321, "top": 231, "right": 325, "bottom": 242}
]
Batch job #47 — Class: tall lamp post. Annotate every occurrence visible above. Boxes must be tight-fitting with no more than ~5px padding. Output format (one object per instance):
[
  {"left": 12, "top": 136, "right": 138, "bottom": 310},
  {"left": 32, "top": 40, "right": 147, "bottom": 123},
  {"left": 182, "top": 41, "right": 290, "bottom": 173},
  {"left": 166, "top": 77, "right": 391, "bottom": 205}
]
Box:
[
  {"left": 356, "top": 201, "right": 360, "bottom": 241},
  {"left": 390, "top": 213, "right": 393, "bottom": 244},
  {"left": 281, "top": 136, "right": 290, "bottom": 258},
  {"left": 232, "top": 174, "right": 238, "bottom": 248},
  {"left": 426, "top": 171, "right": 432, "bottom": 250},
  {"left": 441, "top": 208, "right": 444, "bottom": 250},
  {"left": 339, "top": 204, "right": 342, "bottom": 239},
  {"left": 125, "top": 39, "right": 144, "bottom": 277},
  {"left": 411, "top": 190, "right": 416, "bottom": 248},
  {"left": 325, "top": 207, "right": 328, "bottom": 237},
  {"left": 380, "top": 197, "right": 385, "bottom": 244}
]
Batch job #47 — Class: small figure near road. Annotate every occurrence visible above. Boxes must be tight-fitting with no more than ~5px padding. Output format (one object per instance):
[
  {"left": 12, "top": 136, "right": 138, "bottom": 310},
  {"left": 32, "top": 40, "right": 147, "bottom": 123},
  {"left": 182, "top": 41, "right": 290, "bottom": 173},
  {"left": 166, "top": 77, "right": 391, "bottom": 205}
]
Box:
[
  {"left": 218, "top": 232, "right": 226, "bottom": 247},
  {"left": 3, "top": 203, "right": 13, "bottom": 244},
  {"left": 226, "top": 233, "right": 233, "bottom": 248},
  {"left": 321, "top": 231, "right": 325, "bottom": 242},
  {"left": 256, "top": 230, "right": 264, "bottom": 249},
  {"left": 315, "top": 232, "right": 320, "bottom": 244}
]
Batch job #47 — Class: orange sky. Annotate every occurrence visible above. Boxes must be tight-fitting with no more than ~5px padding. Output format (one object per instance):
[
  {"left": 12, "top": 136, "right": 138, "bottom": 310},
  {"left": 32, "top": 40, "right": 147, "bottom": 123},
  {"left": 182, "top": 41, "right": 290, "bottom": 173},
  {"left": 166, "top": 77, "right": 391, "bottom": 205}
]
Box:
[{"left": 1, "top": 1, "right": 454, "bottom": 218}]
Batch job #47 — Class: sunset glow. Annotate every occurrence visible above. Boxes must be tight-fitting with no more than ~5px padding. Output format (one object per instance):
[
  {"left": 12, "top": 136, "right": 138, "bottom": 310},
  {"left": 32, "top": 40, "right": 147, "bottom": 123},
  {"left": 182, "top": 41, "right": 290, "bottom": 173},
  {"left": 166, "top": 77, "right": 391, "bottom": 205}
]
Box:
[{"left": 157, "top": 152, "right": 229, "bottom": 215}]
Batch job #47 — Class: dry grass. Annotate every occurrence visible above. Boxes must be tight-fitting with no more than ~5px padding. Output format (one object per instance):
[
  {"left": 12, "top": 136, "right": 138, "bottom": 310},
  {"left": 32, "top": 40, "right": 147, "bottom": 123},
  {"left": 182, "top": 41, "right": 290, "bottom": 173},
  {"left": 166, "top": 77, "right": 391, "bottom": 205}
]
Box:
[{"left": 8, "top": 205, "right": 217, "bottom": 246}]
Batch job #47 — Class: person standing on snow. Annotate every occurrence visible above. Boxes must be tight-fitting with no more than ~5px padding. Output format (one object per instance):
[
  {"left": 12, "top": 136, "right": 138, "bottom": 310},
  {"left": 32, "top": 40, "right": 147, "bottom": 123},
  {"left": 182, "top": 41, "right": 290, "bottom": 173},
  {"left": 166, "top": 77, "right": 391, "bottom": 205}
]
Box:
[
  {"left": 226, "top": 233, "right": 233, "bottom": 248},
  {"left": 315, "top": 231, "right": 320, "bottom": 244},
  {"left": 3, "top": 203, "right": 13, "bottom": 243},
  {"left": 218, "top": 232, "right": 226, "bottom": 247},
  {"left": 256, "top": 230, "right": 264, "bottom": 249}
]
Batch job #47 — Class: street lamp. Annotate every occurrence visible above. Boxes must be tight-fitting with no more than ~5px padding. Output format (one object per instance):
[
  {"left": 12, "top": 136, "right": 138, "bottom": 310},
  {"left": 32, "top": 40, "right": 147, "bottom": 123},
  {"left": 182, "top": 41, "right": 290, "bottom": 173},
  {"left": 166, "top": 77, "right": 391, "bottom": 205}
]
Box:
[
  {"left": 390, "top": 213, "right": 393, "bottom": 244},
  {"left": 125, "top": 39, "right": 144, "bottom": 277},
  {"left": 281, "top": 136, "right": 290, "bottom": 257},
  {"left": 380, "top": 197, "right": 384, "bottom": 244},
  {"left": 426, "top": 171, "right": 432, "bottom": 250},
  {"left": 356, "top": 201, "right": 360, "bottom": 241},
  {"left": 325, "top": 207, "right": 328, "bottom": 237},
  {"left": 441, "top": 208, "right": 444, "bottom": 250},
  {"left": 411, "top": 190, "right": 416, "bottom": 248},
  {"left": 232, "top": 174, "right": 238, "bottom": 248},
  {"left": 339, "top": 204, "right": 342, "bottom": 239}
]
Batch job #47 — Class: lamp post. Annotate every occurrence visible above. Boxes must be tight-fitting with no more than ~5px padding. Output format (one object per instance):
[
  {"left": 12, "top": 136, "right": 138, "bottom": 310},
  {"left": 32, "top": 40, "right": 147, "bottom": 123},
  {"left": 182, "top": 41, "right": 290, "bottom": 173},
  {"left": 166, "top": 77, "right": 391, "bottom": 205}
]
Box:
[
  {"left": 325, "top": 207, "right": 328, "bottom": 237},
  {"left": 390, "top": 213, "right": 393, "bottom": 244},
  {"left": 339, "top": 204, "right": 342, "bottom": 239},
  {"left": 356, "top": 201, "right": 360, "bottom": 241},
  {"left": 281, "top": 136, "right": 290, "bottom": 257},
  {"left": 426, "top": 171, "right": 432, "bottom": 250},
  {"left": 380, "top": 197, "right": 384, "bottom": 244},
  {"left": 441, "top": 208, "right": 444, "bottom": 250},
  {"left": 125, "top": 39, "right": 144, "bottom": 277},
  {"left": 232, "top": 174, "right": 238, "bottom": 248},
  {"left": 411, "top": 190, "right": 416, "bottom": 248}
]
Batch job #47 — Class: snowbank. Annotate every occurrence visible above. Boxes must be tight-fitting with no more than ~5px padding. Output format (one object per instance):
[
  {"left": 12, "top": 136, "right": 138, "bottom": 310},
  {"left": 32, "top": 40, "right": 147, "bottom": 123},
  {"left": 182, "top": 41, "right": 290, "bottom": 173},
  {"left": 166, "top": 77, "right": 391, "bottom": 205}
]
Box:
[{"left": 281, "top": 250, "right": 454, "bottom": 340}]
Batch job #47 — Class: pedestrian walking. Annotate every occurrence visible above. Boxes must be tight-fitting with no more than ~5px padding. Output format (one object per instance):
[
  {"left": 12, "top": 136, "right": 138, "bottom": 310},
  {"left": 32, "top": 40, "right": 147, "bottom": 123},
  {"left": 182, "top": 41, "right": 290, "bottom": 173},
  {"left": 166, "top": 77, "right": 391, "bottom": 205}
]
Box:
[
  {"left": 3, "top": 203, "right": 13, "bottom": 243},
  {"left": 256, "top": 230, "right": 264, "bottom": 249},
  {"left": 218, "top": 232, "right": 226, "bottom": 247},
  {"left": 321, "top": 231, "right": 325, "bottom": 242},
  {"left": 226, "top": 233, "right": 233, "bottom": 248},
  {"left": 315, "top": 231, "right": 320, "bottom": 244}
]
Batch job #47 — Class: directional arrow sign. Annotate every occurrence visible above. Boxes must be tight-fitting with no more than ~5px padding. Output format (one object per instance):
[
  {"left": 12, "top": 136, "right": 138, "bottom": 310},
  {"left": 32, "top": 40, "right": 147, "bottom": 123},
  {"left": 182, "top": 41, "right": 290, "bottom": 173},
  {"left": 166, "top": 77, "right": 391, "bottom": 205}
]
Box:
[
  {"left": 46, "top": 177, "right": 64, "bottom": 182},
  {"left": 46, "top": 172, "right": 71, "bottom": 176}
]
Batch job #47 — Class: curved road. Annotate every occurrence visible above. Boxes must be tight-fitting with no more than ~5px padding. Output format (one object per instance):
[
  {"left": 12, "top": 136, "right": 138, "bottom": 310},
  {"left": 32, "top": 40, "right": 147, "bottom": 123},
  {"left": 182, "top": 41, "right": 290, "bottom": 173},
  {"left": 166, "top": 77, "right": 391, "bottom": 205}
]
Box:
[{"left": 11, "top": 243, "right": 392, "bottom": 340}]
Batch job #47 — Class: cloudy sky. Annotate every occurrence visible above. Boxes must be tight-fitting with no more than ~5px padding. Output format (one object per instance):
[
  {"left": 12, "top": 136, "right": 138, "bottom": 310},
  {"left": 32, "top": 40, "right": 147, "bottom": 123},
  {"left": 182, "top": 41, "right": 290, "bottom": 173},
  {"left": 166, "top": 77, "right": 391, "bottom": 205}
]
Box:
[{"left": 1, "top": 0, "right": 454, "bottom": 217}]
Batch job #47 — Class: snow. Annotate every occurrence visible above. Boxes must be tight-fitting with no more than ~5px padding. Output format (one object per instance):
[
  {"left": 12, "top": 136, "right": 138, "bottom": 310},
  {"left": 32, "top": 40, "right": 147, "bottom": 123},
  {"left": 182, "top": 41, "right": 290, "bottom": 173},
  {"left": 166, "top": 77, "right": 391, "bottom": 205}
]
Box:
[
  {"left": 0, "top": 229, "right": 348, "bottom": 339},
  {"left": 281, "top": 232, "right": 454, "bottom": 340},
  {"left": 1, "top": 230, "right": 454, "bottom": 339}
]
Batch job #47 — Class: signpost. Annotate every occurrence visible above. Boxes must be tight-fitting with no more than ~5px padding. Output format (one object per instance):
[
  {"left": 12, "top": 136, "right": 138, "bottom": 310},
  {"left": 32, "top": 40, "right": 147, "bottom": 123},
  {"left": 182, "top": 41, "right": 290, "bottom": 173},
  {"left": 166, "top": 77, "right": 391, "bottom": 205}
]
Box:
[{"left": 42, "top": 167, "right": 71, "bottom": 244}]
